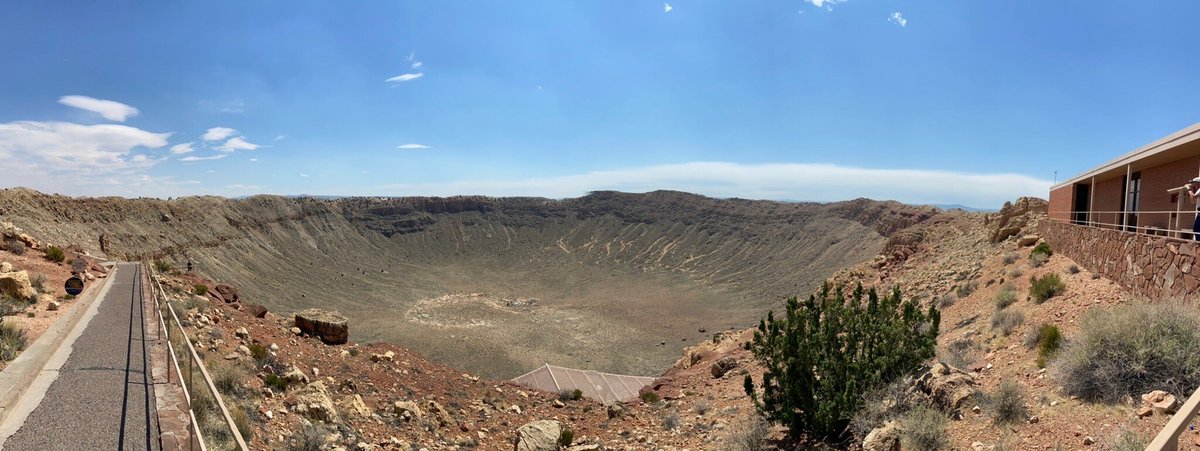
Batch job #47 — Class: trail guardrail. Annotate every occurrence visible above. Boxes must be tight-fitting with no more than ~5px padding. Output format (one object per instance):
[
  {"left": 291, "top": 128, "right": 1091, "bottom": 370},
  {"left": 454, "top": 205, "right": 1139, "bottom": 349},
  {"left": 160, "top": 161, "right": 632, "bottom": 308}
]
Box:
[{"left": 144, "top": 263, "right": 248, "bottom": 451}]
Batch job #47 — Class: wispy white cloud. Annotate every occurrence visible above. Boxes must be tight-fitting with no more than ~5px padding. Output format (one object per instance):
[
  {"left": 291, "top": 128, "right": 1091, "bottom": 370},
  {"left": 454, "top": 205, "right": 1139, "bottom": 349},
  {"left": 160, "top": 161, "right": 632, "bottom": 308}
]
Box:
[
  {"left": 397, "top": 143, "right": 431, "bottom": 149},
  {"left": 198, "top": 99, "right": 245, "bottom": 114},
  {"left": 372, "top": 162, "right": 1052, "bottom": 209},
  {"left": 0, "top": 121, "right": 168, "bottom": 173},
  {"left": 806, "top": 0, "right": 846, "bottom": 9},
  {"left": 169, "top": 142, "right": 195, "bottom": 154},
  {"left": 180, "top": 154, "right": 227, "bottom": 161},
  {"left": 385, "top": 73, "right": 424, "bottom": 83},
  {"left": 215, "top": 136, "right": 262, "bottom": 152},
  {"left": 58, "top": 95, "right": 139, "bottom": 122},
  {"left": 274, "top": 135, "right": 286, "bottom": 141},
  {"left": 664, "top": 3, "right": 672, "bottom": 13},
  {"left": 889, "top": 12, "right": 907, "bottom": 27},
  {"left": 300, "top": 173, "right": 310, "bottom": 178},
  {"left": 203, "top": 127, "right": 237, "bottom": 141},
  {"left": 249, "top": 158, "right": 259, "bottom": 162}
]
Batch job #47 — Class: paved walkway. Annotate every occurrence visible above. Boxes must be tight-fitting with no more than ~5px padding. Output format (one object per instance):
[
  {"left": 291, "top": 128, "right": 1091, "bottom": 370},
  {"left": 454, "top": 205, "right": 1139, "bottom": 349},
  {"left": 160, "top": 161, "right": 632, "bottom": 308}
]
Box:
[{"left": 4, "top": 263, "right": 160, "bottom": 450}]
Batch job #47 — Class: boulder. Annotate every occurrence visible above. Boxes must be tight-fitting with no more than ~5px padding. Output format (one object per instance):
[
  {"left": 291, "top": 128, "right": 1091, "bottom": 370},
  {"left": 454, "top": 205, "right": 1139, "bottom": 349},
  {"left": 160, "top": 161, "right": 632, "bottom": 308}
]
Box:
[
  {"left": 245, "top": 304, "right": 268, "bottom": 318},
  {"left": 293, "top": 381, "right": 340, "bottom": 423},
  {"left": 514, "top": 420, "right": 563, "bottom": 451},
  {"left": 0, "top": 222, "right": 38, "bottom": 249},
  {"left": 370, "top": 351, "right": 395, "bottom": 363},
  {"left": 1017, "top": 235, "right": 1041, "bottom": 247},
  {"left": 210, "top": 284, "right": 239, "bottom": 303},
  {"left": 393, "top": 401, "right": 423, "bottom": 421},
  {"left": 281, "top": 366, "right": 310, "bottom": 385},
  {"left": 917, "top": 362, "right": 980, "bottom": 413},
  {"left": 294, "top": 309, "right": 349, "bottom": 344},
  {"left": 710, "top": 356, "right": 738, "bottom": 379},
  {"left": 0, "top": 267, "right": 36, "bottom": 301},
  {"left": 338, "top": 394, "right": 372, "bottom": 418},
  {"left": 47, "top": 301, "right": 60, "bottom": 311},
  {"left": 426, "top": 400, "right": 455, "bottom": 427},
  {"left": 862, "top": 421, "right": 901, "bottom": 451},
  {"left": 1142, "top": 390, "right": 1179, "bottom": 415}
]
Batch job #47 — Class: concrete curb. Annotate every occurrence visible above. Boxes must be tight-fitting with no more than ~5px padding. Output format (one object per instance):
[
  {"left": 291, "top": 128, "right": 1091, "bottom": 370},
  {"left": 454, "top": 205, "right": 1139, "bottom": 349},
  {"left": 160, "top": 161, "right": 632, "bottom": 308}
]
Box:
[{"left": 0, "top": 264, "right": 116, "bottom": 425}]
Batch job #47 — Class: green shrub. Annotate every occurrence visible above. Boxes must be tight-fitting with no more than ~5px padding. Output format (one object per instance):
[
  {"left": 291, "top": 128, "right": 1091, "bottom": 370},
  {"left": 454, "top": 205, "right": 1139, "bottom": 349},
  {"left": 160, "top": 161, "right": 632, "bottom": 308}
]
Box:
[
  {"left": 231, "top": 405, "right": 254, "bottom": 443},
  {"left": 640, "top": 391, "right": 660, "bottom": 404},
  {"left": 936, "top": 294, "right": 956, "bottom": 309},
  {"left": 558, "top": 427, "right": 574, "bottom": 447},
  {"left": 1009, "top": 268, "right": 1024, "bottom": 278},
  {"left": 1054, "top": 302, "right": 1200, "bottom": 403},
  {"left": 989, "top": 379, "right": 1028, "bottom": 424},
  {"left": 0, "top": 321, "right": 27, "bottom": 361},
  {"left": 956, "top": 281, "right": 978, "bottom": 298},
  {"left": 210, "top": 363, "right": 247, "bottom": 398},
  {"left": 993, "top": 284, "right": 1017, "bottom": 310},
  {"left": 248, "top": 343, "right": 270, "bottom": 364},
  {"left": 991, "top": 309, "right": 1024, "bottom": 336},
  {"left": 900, "top": 405, "right": 949, "bottom": 451},
  {"left": 744, "top": 284, "right": 939, "bottom": 439},
  {"left": 155, "top": 260, "right": 171, "bottom": 273},
  {"left": 193, "top": 284, "right": 208, "bottom": 296},
  {"left": 2, "top": 238, "right": 26, "bottom": 255},
  {"left": 263, "top": 373, "right": 289, "bottom": 392},
  {"left": 1035, "top": 325, "right": 1062, "bottom": 368},
  {"left": 663, "top": 411, "right": 681, "bottom": 430},
  {"left": 571, "top": 388, "right": 582, "bottom": 401},
  {"left": 1109, "top": 428, "right": 1147, "bottom": 451},
  {"left": 287, "top": 424, "right": 324, "bottom": 451},
  {"left": 941, "top": 338, "right": 979, "bottom": 370},
  {"left": 1029, "top": 273, "right": 1065, "bottom": 303},
  {"left": 44, "top": 245, "right": 65, "bottom": 263},
  {"left": 1032, "top": 242, "right": 1053, "bottom": 257}
]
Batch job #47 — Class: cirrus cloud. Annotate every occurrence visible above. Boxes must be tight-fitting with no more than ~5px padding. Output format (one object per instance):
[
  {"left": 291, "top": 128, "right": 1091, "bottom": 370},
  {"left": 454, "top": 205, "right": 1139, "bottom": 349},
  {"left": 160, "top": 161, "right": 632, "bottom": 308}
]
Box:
[
  {"left": 397, "top": 143, "right": 431, "bottom": 149},
  {"left": 202, "top": 127, "right": 237, "bottom": 141},
  {"left": 215, "top": 136, "right": 262, "bottom": 152}
]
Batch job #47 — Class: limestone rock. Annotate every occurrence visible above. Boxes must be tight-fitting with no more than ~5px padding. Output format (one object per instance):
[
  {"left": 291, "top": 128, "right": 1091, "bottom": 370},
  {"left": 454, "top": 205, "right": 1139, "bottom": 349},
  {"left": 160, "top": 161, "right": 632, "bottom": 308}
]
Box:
[
  {"left": 294, "top": 308, "right": 349, "bottom": 344},
  {"left": 1017, "top": 235, "right": 1041, "bottom": 247},
  {"left": 281, "top": 366, "right": 310, "bottom": 385},
  {"left": 338, "top": 394, "right": 372, "bottom": 418},
  {"left": 294, "top": 381, "right": 340, "bottom": 423},
  {"left": 393, "top": 401, "right": 423, "bottom": 421},
  {"left": 917, "top": 362, "right": 980, "bottom": 413},
  {"left": 245, "top": 304, "right": 268, "bottom": 318},
  {"left": 514, "top": 420, "right": 563, "bottom": 451},
  {"left": 370, "top": 351, "right": 395, "bottom": 363},
  {"left": 0, "top": 222, "right": 38, "bottom": 249},
  {"left": 426, "top": 400, "right": 454, "bottom": 427},
  {"left": 1142, "top": 390, "right": 1178, "bottom": 415},
  {"left": 862, "top": 421, "right": 901, "bottom": 451},
  {"left": 235, "top": 327, "right": 249, "bottom": 339},
  {"left": 0, "top": 267, "right": 36, "bottom": 301}
]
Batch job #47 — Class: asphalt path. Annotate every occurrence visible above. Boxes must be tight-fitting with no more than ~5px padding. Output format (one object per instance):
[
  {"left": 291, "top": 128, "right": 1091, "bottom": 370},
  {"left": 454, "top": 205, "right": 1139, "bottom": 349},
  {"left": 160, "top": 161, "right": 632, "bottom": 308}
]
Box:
[{"left": 5, "top": 263, "right": 159, "bottom": 450}]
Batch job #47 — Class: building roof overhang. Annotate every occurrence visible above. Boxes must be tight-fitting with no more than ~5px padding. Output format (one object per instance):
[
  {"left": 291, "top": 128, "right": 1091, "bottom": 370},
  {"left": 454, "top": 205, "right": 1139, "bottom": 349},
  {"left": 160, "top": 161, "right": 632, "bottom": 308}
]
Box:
[{"left": 1051, "top": 122, "right": 1200, "bottom": 191}]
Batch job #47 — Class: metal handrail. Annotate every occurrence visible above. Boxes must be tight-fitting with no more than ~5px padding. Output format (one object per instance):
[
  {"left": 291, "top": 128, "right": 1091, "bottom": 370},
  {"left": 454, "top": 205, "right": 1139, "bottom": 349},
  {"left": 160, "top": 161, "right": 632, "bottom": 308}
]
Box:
[
  {"left": 1047, "top": 208, "right": 1199, "bottom": 242},
  {"left": 144, "top": 264, "right": 203, "bottom": 451},
  {"left": 1147, "top": 385, "right": 1200, "bottom": 450},
  {"left": 144, "top": 263, "right": 248, "bottom": 450}
]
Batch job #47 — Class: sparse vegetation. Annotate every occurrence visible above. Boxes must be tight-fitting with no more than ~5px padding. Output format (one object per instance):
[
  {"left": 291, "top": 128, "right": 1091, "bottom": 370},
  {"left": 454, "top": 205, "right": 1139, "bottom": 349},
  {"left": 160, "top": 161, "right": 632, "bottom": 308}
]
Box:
[
  {"left": 989, "top": 379, "right": 1028, "bottom": 425},
  {"left": 1009, "top": 268, "right": 1023, "bottom": 278},
  {"left": 956, "top": 280, "right": 978, "bottom": 298},
  {"left": 0, "top": 320, "right": 28, "bottom": 361},
  {"left": 155, "top": 260, "right": 171, "bottom": 273},
  {"left": 2, "top": 238, "right": 26, "bottom": 255},
  {"left": 936, "top": 294, "right": 955, "bottom": 309},
  {"left": 663, "top": 411, "right": 681, "bottom": 430},
  {"left": 0, "top": 295, "right": 24, "bottom": 317},
  {"left": 899, "top": 405, "right": 950, "bottom": 451},
  {"left": 1032, "top": 242, "right": 1053, "bottom": 258},
  {"left": 558, "top": 426, "right": 574, "bottom": 447},
  {"left": 210, "top": 362, "right": 248, "bottom": 398},
  {"left": 991, "top": 309, "right": 1024, "bottom": 336},
  {"left": 993, "top": 283, "right": 1017, "bottom": 310},
  {"left": 720, "top": 413, "right": 770, "bottom": 451},
  {"left": 640, "top": 391, "right": 660, "bottom": 404},
  {"left": 1034, "top": 324, "right": 1062, "bottom": 368},
  {"left": 286, "top": 424, "right": 325, "bottom": 451},
  {"left": 44, "top": 245, "right": 65, "bottom": 263},
  {"left": 263, "top": 373, "right": 290, "bottom": 392},
  {"left": 1068, "top": 265, "right": 1080, "bottom": 274},
  {"left": 1055, "top": 301, "right": 1200, "bottom": 403},
  {"left": 1108, "top": 427, "right": 1147, "bottom": 451},
  {"left": 1002, "top": 252, "right": 1018, "bottom": 265},
  {"left": 1029, "top": 252, "right": 1049, "bottom": 268},
  {"left": 29, "top": 273, "right": 46, "bottom": 294},
  {"left": 193, "top": 284, "right": 208, "bottom": 296},
  {"left": 248, "top": 342, "right": 270, "bottom": 365},
  {"left": 850, "top": 375, "right": 922, "bottom": 438},
  {"left": 744, "top": 284, "right": 939, "bottom": 439},
  {"left": 1029, "top": 273, "right": 1066, "bottom": 303},
  {"left": 231, "top": 405, "right": 254, "bottom": 443},
  {"left": 694, "top": 400, "right": 711, "bottom": 416},
  {"left": 941, "top": 338, "right": 979, "bottom": 370}
]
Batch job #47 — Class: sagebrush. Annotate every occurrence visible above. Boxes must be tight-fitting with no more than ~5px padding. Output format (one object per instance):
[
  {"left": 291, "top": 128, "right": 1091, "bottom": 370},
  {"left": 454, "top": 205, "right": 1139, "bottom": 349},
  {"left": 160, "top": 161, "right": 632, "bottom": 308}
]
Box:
[
  {"left": 1029, "top": 273, "right": 1065, "bottom": 303},
  {"left": 900, "top": 405, "right": 949, "bottom": 451},
  {"left": 1054, "top": 301, "right": 1200, "bottom": 403},
  {"left": 744, "top": 284, "right": 939, "bottom": 439}
]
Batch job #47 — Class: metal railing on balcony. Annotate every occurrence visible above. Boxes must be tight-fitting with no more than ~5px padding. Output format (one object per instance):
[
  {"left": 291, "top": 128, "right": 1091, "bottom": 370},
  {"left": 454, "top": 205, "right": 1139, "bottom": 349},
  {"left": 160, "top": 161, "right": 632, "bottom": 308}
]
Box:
[
  {"left": 143, "top": 263, "right": 249, "bottom": 451},
  {"left": 1047, "top": 209, "right": 1200, "bottom": 242}
]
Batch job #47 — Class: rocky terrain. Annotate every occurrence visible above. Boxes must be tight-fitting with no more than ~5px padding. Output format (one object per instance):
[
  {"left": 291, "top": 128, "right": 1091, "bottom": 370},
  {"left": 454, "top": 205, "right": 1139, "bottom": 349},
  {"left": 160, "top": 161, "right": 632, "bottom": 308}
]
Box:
[{"left": 0, "top": 188, "right": 938, "bottom": 378}]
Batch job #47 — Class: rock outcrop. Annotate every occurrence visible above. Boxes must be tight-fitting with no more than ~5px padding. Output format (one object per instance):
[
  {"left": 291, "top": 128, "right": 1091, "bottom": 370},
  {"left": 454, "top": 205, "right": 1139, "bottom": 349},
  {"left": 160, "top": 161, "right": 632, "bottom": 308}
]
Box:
[
  {"left": 0, "top": 222, "right": 38, "bottom": 250},
  {"left": 917, "top": 362, "right": 980, "bottom": 413},
  {"left": 210, "top": 283, "right": 240, "bottom": 303},
  {"left": 986, "top": 197, "right": 1048, "bottom": 243},
  {"left": 292, "top": 381, "right": 340, "bottom": 423},
  {"left": 514, "top": 420, "right": 563, "bottom": 451},
  {"left": 0, "top": 264, "right": 36, "bottom": 301},
  {"left": 294, "top": 308, "right": 349, "bottom": 344}
]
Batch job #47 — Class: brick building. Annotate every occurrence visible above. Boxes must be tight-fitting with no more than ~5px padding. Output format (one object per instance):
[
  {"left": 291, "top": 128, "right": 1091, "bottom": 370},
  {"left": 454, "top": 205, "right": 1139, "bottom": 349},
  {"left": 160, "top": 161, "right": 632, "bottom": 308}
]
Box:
[{"left": 1044, "top": 123, "right": 1200, "bottom": 299}]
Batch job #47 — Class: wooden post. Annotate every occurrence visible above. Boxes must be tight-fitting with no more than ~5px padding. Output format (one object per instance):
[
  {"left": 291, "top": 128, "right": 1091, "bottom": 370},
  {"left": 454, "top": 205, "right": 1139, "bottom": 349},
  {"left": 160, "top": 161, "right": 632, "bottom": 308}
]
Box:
[{"left": 1124, "top": 164, "right": 1132, "bottom": 229}]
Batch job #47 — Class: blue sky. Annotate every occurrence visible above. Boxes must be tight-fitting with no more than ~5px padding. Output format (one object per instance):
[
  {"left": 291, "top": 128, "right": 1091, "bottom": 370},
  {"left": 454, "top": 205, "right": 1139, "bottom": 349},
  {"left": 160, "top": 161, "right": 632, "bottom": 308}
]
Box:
[{"left": 1, "top": 1, "right": 1197, "bottom": 208}]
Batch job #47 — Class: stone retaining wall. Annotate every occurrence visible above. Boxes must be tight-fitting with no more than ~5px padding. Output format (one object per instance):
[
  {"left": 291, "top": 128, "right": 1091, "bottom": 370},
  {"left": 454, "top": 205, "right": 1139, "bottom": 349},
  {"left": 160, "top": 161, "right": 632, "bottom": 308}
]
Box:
[{"left": 1043, "top": 221, "right": 1200, "bottom": 299}]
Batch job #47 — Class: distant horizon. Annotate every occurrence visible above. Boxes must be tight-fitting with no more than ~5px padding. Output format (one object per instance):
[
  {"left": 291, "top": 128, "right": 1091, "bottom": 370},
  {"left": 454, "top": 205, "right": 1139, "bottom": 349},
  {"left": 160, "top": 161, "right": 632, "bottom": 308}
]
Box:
[
  {"left": 3, "top": 2, "right": 1195, "bottom": 206},
  {"left": 0, "top": 185, "right": 1009, "bottom": 211}
]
